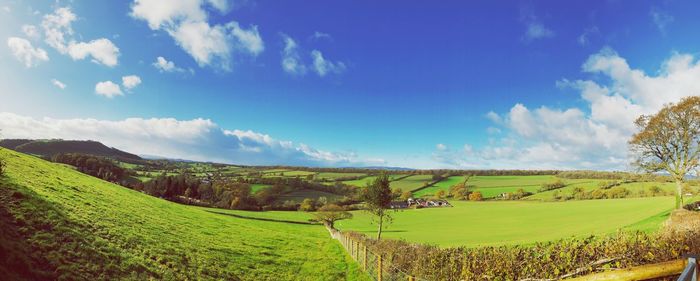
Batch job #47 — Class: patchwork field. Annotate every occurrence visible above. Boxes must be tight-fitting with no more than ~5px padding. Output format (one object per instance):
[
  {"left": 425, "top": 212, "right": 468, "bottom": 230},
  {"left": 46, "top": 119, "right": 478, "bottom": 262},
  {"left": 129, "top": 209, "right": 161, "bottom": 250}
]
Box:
[
  {"left": 389, "top": 175, "right": 434, "bottom": 191},
  {"left": 0, "top": 149, "right": 366, "bottom": 280},
  {"left": 341, "top": 174, "right": 407, "bottom": 187},
  {"left": 274, "top": 189, "right": 344, "bottom": 204},
  {"left": 335, "top": 197, "right": 675, "bottom": 247},
  {"left": 412, "top": 176, "right": 467, "bottom": 197}
]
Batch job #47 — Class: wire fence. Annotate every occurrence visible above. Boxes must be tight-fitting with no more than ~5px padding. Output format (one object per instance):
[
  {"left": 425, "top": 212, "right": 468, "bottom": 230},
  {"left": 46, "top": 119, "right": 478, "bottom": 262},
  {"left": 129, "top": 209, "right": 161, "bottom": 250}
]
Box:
[{"left": 329, "top": 227, "right": 426, "bottom": 281}]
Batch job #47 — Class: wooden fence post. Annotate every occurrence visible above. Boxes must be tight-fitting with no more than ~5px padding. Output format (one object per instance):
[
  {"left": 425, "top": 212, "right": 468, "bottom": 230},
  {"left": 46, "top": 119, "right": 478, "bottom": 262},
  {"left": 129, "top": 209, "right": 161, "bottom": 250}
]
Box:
[
  {"left": 362, "top": 245, "right": 367, "bottom": 271},
  {"left": 377, "top": 255, "right": 383, "bottom": 281}
]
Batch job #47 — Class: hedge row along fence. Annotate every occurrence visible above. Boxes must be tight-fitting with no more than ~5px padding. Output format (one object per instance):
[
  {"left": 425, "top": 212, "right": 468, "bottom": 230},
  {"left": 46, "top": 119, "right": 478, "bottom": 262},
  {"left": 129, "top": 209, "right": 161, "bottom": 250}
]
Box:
[{"left": 337, "top": 227, "right": 700, "bottom": 281}]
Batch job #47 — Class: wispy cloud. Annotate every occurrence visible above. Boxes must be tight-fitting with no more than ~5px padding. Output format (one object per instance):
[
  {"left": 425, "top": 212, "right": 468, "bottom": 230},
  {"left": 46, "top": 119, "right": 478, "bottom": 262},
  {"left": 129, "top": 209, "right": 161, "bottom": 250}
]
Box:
[
  {"left": 650, "top": 7, "right": 674, "bottom": 35},
  {"left": 7, "top": 37, "right": 49, "bottom": 68},
  {"left": 51, "top": 79, "right": 67, "bottom": 89},
  {"left": 280, "top": 33, "right": 346, "bottom": 77}
]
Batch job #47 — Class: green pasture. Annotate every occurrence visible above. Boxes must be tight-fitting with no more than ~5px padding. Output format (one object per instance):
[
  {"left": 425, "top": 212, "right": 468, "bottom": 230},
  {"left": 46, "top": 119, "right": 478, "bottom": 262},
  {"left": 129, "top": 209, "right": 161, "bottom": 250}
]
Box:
[
  {"left": 274, "top": 189, "right": 344, "bottom": 204},
  {"left": 412, "top": 176, "right": 467, "bottom": 197},
  {"left": 335, "top": 197, "right": 674, "bottom": 247}
]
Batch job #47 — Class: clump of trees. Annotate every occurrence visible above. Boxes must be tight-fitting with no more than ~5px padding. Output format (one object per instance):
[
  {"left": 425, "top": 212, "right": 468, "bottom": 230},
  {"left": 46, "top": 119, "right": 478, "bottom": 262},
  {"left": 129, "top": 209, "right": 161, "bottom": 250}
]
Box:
[
  {"left": 630, "top": 96, "right": 700, "bottom": 209},
  {"left": 52, "top": 153, "right": 130, "bottom": 184},
  {"left": 538, "top": 180, "right": 566, "bottom": 192},
  {"left": 312, "top": 204, "right": 353, "bottom": 229}
]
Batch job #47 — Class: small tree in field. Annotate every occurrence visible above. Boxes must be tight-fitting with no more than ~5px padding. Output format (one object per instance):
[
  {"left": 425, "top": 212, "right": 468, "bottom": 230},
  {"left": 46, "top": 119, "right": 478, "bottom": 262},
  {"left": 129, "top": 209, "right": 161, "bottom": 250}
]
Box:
[
  {"left": 299, "top": 198, "right": 316, "bottom": 212},
  {"left": 313, "top": 204, "right": 352, "bottom": 229},
  {"left": 630, "top": 96, "right": 700, "bottom": 209},
  {"left": 362, "top": 173, "right": 393, "bottom": 240}
]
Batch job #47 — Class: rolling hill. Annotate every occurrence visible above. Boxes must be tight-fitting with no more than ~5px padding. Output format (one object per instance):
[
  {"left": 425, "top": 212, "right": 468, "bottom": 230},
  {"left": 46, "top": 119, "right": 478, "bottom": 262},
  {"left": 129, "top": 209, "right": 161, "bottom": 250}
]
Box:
[
  {"left": 0, "top": 139, "right": 141, "bottom": 160},
  {"left": 0, "top": 148, "right": 365, "bottom": 280}
]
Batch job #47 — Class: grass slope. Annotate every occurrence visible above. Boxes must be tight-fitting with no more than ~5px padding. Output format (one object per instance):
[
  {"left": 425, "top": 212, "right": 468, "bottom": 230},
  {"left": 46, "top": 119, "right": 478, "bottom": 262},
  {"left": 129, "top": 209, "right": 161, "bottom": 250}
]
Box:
[
  {"left": 0, "top": 149, "right": 367, "bottom": 281},
  {"left": 335, "top": 197, "right": 674, "bottom": 247}
]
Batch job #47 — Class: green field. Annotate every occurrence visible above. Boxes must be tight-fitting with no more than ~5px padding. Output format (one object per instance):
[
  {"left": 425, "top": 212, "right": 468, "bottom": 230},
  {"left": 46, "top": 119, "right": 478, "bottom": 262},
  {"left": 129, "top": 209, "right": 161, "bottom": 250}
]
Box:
[
  {"left": 274, "top": 189, "right": 344, "bottom": 204},
  {"left": 341, "top": 174, "right": 406, "bottom": 187},
  {"left": 335, "top": 197, "right": 674, "bottom": 247},
  {"left": 0, "top": 149, "right": 366, "bottom": 280},
  {"left": 412, "top": 176, "right": 467, "bottom": 197},
  {"left": 316, "top": 172, "right": 366, "bottom": 181},
  {"left": 250, "top": 183, "right": 272, "bottom": 193},
  {"left": 389, "top": 175, "right": 434, "bottom": 191},
  {"left": 525, "top": 181, "right": 678, "bottom": 200}
]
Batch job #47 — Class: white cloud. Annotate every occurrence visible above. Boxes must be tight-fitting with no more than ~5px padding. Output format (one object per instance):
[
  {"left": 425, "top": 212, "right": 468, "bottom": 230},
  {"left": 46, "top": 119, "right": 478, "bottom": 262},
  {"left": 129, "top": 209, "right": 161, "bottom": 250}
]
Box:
[
  {"left": 41, "top": 7, "right": 120, "bottom": 67},
  {"left": 130, "top": 0, "right": 264, "bottom": 69},
  {"left": 0, "top": 112, "right": 379, "bottom": 166},
  {"left": 650, "top": 7, "right": 674, "bottom": 34},
  {"left": 436, "top": 143, "right": 447, "bottom": 151},
  {"left": 280, "top": 34, "right": 306, "bottom": 75},
  {"left": 67, "top": 38, "right": 120, "bottom": 67},
  {"left": 577, "top": 26, "right": 599, "bottom": 46},
  {"left": 22, "top": 25, "right": 40, "bottom": 40},
  {"left": 153, "top": 56, "right": 185, "bottom": 72},
  {"left": 95, "top": 81, "right": 123, "bottom": 98},
  {"left": 7, "top": 37, "right": 49, "bottom": 68},
  {"left": 51, "top": 79, "right": 67, "bottom": 89},
  {"left": 524, "top": 22, "right": 554, "bottom": 41},
  {"left": 279, "top": 34, "right": 346, "bottom": 77},
  {"left": 122, "top": 75, "right": 142, "bottom": 90},
  {"left": 42, "top": 7, "right": 76, "bottom": 53},
  {"left": 311, "top": 50, "right": 346, "bottom": 77},
  {"left": 311, "top": 31, "right": 332, "bottom": 41},
  {"left": 434, "top": 48, "right": 700, "bottom": 170},
  {"left": 227, "top": 21, "right": 264, "bottom": 56}
]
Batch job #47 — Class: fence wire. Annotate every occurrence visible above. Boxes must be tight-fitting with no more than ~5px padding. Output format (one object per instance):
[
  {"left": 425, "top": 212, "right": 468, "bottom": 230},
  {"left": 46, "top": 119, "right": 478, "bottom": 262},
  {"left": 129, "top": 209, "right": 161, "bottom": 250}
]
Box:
[{"left": 330, "top": 227, "right": 427, "bottom": 281}]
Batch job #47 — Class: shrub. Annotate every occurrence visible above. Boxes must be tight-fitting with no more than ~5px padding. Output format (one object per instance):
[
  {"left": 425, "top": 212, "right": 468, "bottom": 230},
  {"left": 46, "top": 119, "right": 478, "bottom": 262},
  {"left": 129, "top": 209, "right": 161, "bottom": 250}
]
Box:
[
  {"left": 539, "top": 180, "right": 566, "bottom": 192},
  {"left": 0, "top": 157, "right": 4, "bottom": 176},
  {"left": 468, "top": 191, "right": 483, "bottom": 201},
  {"left": 299, "top": 198, "right": 315, "bottom": 211}
]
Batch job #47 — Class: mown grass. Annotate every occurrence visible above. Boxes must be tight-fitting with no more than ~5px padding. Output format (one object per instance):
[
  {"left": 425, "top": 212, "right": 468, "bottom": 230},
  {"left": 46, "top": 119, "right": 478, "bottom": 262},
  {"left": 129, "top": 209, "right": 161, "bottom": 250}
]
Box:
[
  {"left": 335, "top": 197, "right": 674, "bottom": 247},
  {"left": 0, "top": 149, "right": 368, "bottom": 281}
]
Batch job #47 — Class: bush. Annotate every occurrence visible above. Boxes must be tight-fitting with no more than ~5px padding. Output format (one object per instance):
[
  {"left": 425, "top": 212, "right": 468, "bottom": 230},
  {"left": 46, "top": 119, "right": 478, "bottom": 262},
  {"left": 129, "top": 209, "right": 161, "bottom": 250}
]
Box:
[
  {"left": 468, "top": 191, "right": 483, "bottom": 201},
  {"left": 0, "top": 158, "right": 4, "bottom": 176}
]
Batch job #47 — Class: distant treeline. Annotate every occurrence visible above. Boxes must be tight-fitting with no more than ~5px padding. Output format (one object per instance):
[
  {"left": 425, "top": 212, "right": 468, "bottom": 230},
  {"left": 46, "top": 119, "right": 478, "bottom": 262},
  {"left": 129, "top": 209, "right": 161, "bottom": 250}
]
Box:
[
  {"left": 556, "top": 170, "right": 672, "bottom": 181},
  {"left": 135, "top": 174, "right": 360, "bottom": 211},
  {"left": 51, "top": 153, "right": 133, "bottom": 184}
]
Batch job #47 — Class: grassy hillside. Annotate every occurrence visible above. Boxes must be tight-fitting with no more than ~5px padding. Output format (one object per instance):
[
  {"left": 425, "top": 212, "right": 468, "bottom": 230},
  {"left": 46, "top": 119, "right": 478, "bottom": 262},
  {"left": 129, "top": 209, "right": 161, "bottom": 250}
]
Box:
[
  {"left": 335, "top": 198, "right": 674, "bottom": 247},
  {"left": 0, "top": 149, "right": 366, "bottom": 280}
]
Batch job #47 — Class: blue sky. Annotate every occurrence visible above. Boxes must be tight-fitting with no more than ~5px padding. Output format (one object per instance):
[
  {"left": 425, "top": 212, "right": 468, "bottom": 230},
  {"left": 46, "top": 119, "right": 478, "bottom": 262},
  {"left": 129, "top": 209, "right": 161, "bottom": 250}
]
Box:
[{"left": 2, "top": 0, "right": 700, "bottom": 169}]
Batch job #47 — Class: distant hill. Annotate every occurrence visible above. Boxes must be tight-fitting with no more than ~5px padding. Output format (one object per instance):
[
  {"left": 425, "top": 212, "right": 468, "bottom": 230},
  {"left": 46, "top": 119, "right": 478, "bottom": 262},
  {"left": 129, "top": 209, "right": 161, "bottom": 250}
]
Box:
[{"left": 0, "top": 139, "right": 141, "bottom": 160}]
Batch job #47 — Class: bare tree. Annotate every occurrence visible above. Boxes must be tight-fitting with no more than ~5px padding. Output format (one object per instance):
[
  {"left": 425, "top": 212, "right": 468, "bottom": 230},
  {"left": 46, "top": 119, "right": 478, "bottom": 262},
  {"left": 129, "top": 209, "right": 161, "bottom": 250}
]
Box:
[{"left": 629, "top": 96, "right": 700, "bottom": 209}]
